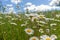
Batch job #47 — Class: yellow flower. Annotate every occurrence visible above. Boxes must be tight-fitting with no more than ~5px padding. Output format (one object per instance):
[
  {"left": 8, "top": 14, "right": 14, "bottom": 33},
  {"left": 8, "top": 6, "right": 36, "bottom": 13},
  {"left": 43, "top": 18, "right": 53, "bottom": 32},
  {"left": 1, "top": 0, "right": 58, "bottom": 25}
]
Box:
[
  {"left": 26, "top": 29, "right": 32, "bottom": 33},
  {"left": 46, "top": 37, "right": 51, "bottom": 40}
]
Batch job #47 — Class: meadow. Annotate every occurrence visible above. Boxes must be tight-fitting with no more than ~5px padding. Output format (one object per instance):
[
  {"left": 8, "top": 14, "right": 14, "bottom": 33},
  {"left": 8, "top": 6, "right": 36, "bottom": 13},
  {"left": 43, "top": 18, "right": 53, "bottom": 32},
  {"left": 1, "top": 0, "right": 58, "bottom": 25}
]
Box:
[{"left": 0, "top": 10, "right": 60, "bottom": 40}]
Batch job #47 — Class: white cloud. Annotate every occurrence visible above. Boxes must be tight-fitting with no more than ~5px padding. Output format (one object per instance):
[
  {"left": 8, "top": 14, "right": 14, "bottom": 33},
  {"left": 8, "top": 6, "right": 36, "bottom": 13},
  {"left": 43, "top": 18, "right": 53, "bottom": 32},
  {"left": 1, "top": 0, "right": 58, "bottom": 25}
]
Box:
[
  {"left": 36, "top": 5, "right": 52, "bottom": 11},
  {"left": 8, "top": 7, "right": 16, "bottom": 13},
  {"left": 8, "top": 7, "right": 14, "bottom": 12},
  {"left": 24, "top": 5, "right": 36, "bottom": 11},
  {"left": 24, "top": 3, "right": 60, "bottom": 11},
  {"left": 11, "top": 0, "right": 21, "bottom": 4},
  {"left": 49, "top": 0, "right": 60, "bottom": 6},
  {"left": 24, "top": 2, "right": 37, "bottom": 11},
  {"left": 6, "top": 4, "right": 13, "bottom": 7},
  {"left": 25, "top": 2, "right": 32, "bottom": 6},
  {"left": 36, "top": 5, "right": 60, "bottom": 11},
  {"left": 5, "top": 6, "right": 16, "bottom": 13}
]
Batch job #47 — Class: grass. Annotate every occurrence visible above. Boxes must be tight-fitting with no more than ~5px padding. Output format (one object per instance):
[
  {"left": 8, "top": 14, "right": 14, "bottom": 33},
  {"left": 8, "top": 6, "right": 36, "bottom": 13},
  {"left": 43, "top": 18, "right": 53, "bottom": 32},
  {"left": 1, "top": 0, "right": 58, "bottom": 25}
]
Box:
[{"left": 0, "top": 11, "right": 60, "bottom": 40}]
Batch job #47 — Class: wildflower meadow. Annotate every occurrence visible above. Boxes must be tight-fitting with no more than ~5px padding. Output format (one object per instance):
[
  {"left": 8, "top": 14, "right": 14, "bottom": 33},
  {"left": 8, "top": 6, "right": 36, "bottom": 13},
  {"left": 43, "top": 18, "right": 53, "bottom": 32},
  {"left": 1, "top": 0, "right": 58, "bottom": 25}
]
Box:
[
  {"left": 0, "top": 11, "right": 60, "bottom": 40},
  {"left": 0, "top": 0, "right": 60, "bottom": 40}
]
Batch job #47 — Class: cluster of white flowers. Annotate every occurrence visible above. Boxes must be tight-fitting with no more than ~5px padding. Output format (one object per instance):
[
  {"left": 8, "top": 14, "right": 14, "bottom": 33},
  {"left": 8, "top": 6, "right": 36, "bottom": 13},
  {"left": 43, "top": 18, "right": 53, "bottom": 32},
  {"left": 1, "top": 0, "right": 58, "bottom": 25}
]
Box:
[
  {"left": 56, "top": 14, "right": 60, "bottom": 18},
  {"left": 24, "top": 13, "right": 59, "bottom": 40},
  {"left": 40, "top": 35, "right": 57, "bottom": 40},
  {"left": 25, "top": 13, "right": 46, "bottom": 22}
]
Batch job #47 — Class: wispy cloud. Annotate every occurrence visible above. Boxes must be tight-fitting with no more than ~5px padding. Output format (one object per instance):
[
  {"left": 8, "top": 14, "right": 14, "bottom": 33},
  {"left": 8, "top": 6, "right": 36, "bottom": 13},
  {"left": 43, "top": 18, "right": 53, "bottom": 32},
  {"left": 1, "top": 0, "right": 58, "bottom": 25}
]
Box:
[
  {"left": 11, "top": 0, "right": 21, "bottom": 4},
  {"left": 24, "top": 2, "right": 60, "bottom": 11},
  {"left": 49, "top": 0, "right": 60, "bottom": 6}
]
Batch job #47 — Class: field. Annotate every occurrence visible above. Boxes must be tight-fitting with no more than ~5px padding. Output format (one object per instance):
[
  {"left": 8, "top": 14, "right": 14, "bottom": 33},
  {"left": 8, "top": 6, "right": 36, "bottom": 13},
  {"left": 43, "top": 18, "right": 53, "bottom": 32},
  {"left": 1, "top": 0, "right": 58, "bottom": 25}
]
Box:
[{"left": 0, "top": 11, "right": 60, "bottom": 40}]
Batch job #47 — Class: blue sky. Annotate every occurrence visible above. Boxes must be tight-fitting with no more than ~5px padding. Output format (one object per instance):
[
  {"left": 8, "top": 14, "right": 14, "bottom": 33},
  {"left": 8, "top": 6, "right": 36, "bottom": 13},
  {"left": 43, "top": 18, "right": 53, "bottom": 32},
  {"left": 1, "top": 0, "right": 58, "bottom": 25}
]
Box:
[
  {"left": 2, "top": 0, "right": 50, "bottom": 5},
  {"left": 0, "top": 0, "right": 60, "bottom": 13}
]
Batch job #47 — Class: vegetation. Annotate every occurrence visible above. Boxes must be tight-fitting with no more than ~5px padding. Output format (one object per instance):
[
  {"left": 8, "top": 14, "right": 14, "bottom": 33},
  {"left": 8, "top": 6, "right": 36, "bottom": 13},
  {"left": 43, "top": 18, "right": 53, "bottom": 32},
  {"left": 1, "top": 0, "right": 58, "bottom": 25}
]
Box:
[{"left": 0, "top": 10, "right": 60, "bottom": 40}]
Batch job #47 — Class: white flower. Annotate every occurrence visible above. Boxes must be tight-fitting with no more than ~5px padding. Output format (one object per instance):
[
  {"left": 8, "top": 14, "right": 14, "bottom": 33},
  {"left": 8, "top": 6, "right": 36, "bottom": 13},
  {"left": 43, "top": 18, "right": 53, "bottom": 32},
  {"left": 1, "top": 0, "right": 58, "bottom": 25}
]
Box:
[
  {"left": 25, "top": 13, "right": 38, "bottom": 21},
  {"left": 50, "top": 23, "right": 57, "bottom": 27},
  {"left": 40, "top": 35, "right": 57, "bottom": 40},
  {"left": 16, "top": 15, "right": 21, "bottom": 18},
  {"left": 39, "top": 28, "right": 44, "bottom": 33},
  {"left": 24, "top": 28, "right": 34, "bottom": 35},
  {"left": 51, "top": 35, "right": 57, "bottom": 39},
  {"left": 5, "top": 16, "right": 12, "bottom": 18},
  {"left": 56, "top": 14, "right": 60, "bottom": 18},
  {"left": 0, "top": 22, "right": 5, "bottom": 25},
  {"left": 53, "top": 29, "right": 56, "bottom": 31},
  {"left": 31, "top": 17, "right": 38, "bottom": 22},
  {"left": 21, "top": 24, "right": 26, "bottom": 27},
  {"left": 11, "top": 0, "right": 21, "bottom": 4},
  {"left": 10, "top": 22, "right": 17, "bottom": 25},
  {"left": 49, "top": 18, "right": 55, "bottom": 21},
  {"left": 40, "top": 21, "right": 47, "bottom": 24},
  {"left": 45, "top": 18, "right": 50, "bottom": 22},
  {"left": 38, "top": 15, "right": 45, "bottom": 19},
  {"left": 25, "top": 13, "right": 38, "bottom": 17},
  {"left": 54, "top": 19, "right": 60, "bottom": 22},
  {"left": 0, "top": 17, "right": 2, "bottom": 19},
  {"left": 11, "top": 18, "right": 18, "bottom": 20},
  {"left": 46, "top": 29, "right": 50, "bottom": 33},
  {"left": 29, "top": 36, "right": 39, "bottom": 40}
]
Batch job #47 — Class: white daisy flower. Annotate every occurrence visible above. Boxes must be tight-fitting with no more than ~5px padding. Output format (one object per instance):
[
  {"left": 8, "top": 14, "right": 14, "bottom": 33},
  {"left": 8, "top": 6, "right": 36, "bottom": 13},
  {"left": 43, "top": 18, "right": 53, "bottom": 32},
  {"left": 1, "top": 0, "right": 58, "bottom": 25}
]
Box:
[
  {"left": 0, "top": 17, "right": 2, "bottom": 19},
  {"left": 54, "top": 19, "right": 60, "bottom": 22},
  {"left": 49, "top": 18, "right": 55, "bottom": 21},
  {"left": 46, "top": 29, "right": 50, "bottom": 33},
  {"left": 53, "top": 29, "right": 56, "bottom": 31},
  {"left": 45, "top": 18, "right": 50, "bottom": 22},
  {"left": 39, "top": 21, "right": 47, "bottom": 24},
  {"left": 38, "top": 15, "right": 45, "bottom": 19},
  {"left": 16, "top": 15, "right": 21, "bottom": 18},
  {"left": 56, "top": 14, "right": 60, "bottom": 18},
  {"left": 11, "top": 18, "right": 18, "bottom": 20},
  {"left": 11, "top": 0, "right": 21, "bottom": 4},
  {"left": 25, "top": 13, "right": 38, "bottom": 17},
  {"left": 51, "top": 35, "right": 57, "bottom": 39},
  {"left": 24, "top": 28, "right": 34, "bottom": 35},
  {"left": 10, "top": 22, "right": 17, "bottom": 25},
  {"left": 40, "top": 35, "right": 57, "bottom": 40},
  {"left": 31, "top": 17, "right": 38, "bottom": 22},
  {"left": 21, "top": 24, "right": 26, "bottom": 27},
  {"left": 5, "top": 16, "right": 12, "bottom": 18},
  {"left": 25, "top": 13, "right": 38, "bottom": 22},
  {"left": 29, "top": 36, "right": 39, "bottom": 40},
  {"left": 0, "top": 22, "right": 5, "bottom": 25},
  {"left": 50, "top": 23, "right": 57, "bottom": 27},
  {"left": 39, "top": 28, "right": 44, "bottom": 33}
]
